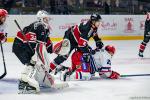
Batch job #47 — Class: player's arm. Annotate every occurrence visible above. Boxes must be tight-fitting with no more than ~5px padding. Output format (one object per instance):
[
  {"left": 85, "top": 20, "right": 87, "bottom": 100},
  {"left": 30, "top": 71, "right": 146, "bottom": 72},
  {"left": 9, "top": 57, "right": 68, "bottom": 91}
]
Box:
[
  {"left": 93, "top": 31, "right": 104, "bottom": 49},
  {"left": 78, "top": 25, "right": 91, "bottom": 63},
  {"left": 78, "top": 24, "right": 89, "bottom": 53},
  {"left": 0, "top": 24, "right": 7, "bottom": 43}
]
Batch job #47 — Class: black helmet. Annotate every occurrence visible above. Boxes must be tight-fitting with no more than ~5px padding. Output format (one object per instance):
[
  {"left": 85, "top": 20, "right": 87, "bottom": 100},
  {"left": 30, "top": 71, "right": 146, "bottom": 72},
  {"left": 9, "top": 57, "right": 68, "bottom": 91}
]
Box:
[{"left": 90, "top": 14, "right": 102, "bottom": 21}]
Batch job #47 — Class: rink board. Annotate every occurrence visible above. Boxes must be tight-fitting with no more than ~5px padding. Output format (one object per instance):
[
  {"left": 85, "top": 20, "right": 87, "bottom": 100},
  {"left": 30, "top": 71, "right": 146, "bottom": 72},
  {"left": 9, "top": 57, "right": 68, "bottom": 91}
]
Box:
[
  {"left": 5, "top": 15, "right": 146, "bottom": 41},
  {"left": 6, "top": 36, "right": 144, "bottom": 42}
]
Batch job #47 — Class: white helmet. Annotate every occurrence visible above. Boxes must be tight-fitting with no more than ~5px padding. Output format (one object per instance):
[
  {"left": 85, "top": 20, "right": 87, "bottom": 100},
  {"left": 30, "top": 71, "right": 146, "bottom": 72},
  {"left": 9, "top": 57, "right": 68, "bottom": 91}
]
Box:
[{"left": 36, "top": 10, "right": 50, "bottom": 29}]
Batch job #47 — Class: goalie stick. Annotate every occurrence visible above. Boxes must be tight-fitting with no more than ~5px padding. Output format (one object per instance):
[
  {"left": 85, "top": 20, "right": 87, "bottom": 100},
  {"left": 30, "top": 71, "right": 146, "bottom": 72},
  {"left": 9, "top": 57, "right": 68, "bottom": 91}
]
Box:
[
  {"left": 0, "top": 42, "right": 7, "bottom": 79},
  {"left": 14, "top": 20, "right": 69, "bottom": 89}
]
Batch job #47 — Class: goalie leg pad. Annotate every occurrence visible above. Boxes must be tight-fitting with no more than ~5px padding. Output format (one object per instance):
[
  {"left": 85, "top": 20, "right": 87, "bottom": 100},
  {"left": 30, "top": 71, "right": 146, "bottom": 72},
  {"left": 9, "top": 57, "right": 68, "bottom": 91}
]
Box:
[
  {"left": 20, "top": 65, "right": 40, "bottom": 93},
  {"left": 36, "top": 43, "right": 51, "bottom": 68},
  {"left": 53, "top": 39, "right": 71, "bottom": 55}
]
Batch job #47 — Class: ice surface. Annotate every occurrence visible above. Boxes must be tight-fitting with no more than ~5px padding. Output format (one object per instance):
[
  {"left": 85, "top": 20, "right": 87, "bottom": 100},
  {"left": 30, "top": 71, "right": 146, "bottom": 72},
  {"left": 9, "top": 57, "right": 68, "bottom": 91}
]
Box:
[{"left": 0, "top": 40, "right": 150, "bottom": 100}]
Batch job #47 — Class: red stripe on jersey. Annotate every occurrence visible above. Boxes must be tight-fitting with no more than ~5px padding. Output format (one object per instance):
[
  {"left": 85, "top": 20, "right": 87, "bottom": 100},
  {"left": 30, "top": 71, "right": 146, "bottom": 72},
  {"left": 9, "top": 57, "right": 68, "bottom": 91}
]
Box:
[
  {"left": 76, "top": 71, "right": 78, "bottom": 79},
  {"left": 72, "top": 25, "right": 81, "bottom": 42},
  {"left": 16, "top": 31, "right": 36, "bottom": 43},
  {"left": 39, "top": 43, "right": 45, "bottom": 65},
  {"left": 78, "top": 37, "right": 88, "bottom": 47},
  {"left": 46, "top": 38, "right": 52, "bottom": 48},
  {"left": 53, "top": 40, "right": 63, "bottom": 54},
  {"left": 72, "top": 25, "right": 89, "bottom": 47},
  {"left": 50, "top": 63, "right": 56, "bottom": 70},
  {"left": 140, "top": 44, "right": 146, "bottom": 51}
]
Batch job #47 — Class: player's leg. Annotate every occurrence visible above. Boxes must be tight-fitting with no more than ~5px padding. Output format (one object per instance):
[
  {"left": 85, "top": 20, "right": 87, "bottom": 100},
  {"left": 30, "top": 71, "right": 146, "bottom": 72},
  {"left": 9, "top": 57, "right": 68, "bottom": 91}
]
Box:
[
  {"left": 19, "top": 64, "right": 40, "bottom": 94},
  {"left": 35, "top": 42, "right": 55, "bottom": 86},
  {"left": 13, "top": 42, "right": 40, "bottom": 93},
  {"left": 60, "top": 50, "right": 82, "bottom": 81},
  {"left": 50, "top": 38, "right": 72, "bottom": 71},
  {"left": 35, "top": 64, "right": 54, "bottom": 88},
  {"left": 139, "top": 21, "right": 150, "bottom": 57},
  {"left": 139, "top": 32, "right": 150, "bottom": 57},
  {"left": 61, "top": 50, "right": 92, "bottom": 81}
]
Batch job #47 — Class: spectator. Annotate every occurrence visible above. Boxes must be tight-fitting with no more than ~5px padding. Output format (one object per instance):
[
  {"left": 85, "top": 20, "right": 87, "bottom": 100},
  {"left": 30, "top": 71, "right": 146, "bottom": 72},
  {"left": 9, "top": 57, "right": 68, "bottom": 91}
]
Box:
[
  {"left": 2, "top": 0, "right": 15, "bottom": 13},
  {"left": 104, "top": 1, "right": 110, "bottom": 14},
  {"left": 63, "top": 0, "right": 70, "bottom": 14},
  {"left": 50, "top": 0, "right": 56, "bottom": 14}
]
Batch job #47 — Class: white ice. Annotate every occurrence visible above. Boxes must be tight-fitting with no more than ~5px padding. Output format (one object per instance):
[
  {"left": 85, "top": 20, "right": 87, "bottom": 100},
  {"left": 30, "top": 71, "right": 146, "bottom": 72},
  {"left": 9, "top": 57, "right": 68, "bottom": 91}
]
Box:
[{"left": 0, "top": 40, "right": 150, "bottom": 100}]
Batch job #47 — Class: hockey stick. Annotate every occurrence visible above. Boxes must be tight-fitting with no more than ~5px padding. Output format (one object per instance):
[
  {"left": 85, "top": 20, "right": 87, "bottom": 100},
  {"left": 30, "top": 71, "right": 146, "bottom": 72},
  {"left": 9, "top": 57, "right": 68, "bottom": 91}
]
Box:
[
  {"left": 121, "top": 74, "right": 150, "bottom": 77},
  {"left": 0, "top": 42, "right": 7, "bottom": 79},
  {"left": 91, "top": 73, "right": 150, "bottom": 80}
]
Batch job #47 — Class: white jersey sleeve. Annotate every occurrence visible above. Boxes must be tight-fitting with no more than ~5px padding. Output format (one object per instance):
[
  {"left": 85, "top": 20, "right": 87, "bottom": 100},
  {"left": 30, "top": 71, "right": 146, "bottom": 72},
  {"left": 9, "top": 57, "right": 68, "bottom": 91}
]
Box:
[{"left": 0, "top": 23, "right": 6, "bottom": 34}]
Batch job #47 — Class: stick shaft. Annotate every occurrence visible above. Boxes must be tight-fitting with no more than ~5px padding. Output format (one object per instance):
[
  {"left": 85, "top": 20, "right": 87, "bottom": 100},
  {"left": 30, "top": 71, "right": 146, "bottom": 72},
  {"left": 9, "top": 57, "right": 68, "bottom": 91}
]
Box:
[
  {"left": 121, "top": 74, "right": 150, "bottom": 77},
  {"left": 0, "top": 42, "right": 7, "bottom": 79}
]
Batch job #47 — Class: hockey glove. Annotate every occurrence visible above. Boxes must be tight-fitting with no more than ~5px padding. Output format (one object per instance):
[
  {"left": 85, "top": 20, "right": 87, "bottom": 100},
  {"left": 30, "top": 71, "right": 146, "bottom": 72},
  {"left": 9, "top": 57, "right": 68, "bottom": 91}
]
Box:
[
  {"left": 0, "top": 33, "right": 7, "bottom": 43},
  {"left": 96, "top": 40, "right": 104, "bottom": 49},
  {"left": 82, "top": 53, "right": 90, "bottom": 63},
  {"left": 108, "top": 71, "right": 120, "bottom": 79}
]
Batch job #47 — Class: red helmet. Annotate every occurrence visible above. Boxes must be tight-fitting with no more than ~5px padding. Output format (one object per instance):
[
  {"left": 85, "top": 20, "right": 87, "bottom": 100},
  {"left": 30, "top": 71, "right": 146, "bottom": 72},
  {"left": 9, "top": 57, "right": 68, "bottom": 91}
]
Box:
[
  {"left": 0, "top": 9, "right": 8, "bottom": 17},
  {"left": 105, "top": 45, "right": 116, "bottom": 54}
]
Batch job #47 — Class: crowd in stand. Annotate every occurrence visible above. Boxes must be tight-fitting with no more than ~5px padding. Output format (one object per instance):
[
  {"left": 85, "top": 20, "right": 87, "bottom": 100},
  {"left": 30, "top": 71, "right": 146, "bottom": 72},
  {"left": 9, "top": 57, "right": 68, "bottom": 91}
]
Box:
[{"left": 0, "top": 0, "right": 150, "bottom": 14}]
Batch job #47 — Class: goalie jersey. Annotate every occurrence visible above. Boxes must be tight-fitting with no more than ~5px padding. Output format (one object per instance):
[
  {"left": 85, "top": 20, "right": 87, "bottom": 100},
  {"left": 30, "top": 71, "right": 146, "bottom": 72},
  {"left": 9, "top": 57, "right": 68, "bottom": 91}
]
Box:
[
  {"left": 13, "top": 21, "right": 52, "bottom": 53},
  {"left": 12, "top": 21, "right": 53, "bottom": 65}
]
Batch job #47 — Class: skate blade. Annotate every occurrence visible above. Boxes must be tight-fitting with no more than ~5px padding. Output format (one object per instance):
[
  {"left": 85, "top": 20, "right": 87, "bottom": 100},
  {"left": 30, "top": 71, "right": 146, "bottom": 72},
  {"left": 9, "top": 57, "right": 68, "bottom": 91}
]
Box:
[{"left": 18, "top": 90, "right": 38, "bottom": 94}]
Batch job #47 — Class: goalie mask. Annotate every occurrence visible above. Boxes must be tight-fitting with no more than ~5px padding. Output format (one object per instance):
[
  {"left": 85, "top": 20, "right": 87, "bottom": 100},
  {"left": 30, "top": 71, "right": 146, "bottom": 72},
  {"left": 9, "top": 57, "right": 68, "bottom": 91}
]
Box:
[{"left": 36, "top": 10, "right": 51, "bottom": 30}]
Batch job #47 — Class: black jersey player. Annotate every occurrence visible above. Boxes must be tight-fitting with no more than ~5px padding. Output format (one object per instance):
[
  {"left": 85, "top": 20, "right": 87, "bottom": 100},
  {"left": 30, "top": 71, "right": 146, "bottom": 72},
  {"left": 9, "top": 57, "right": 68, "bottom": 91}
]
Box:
[
  {"left": 50, "top": 14, "right": 104, "bottom": 72},
  {"left": 139, "top": 12, "right": 150, "bottom": 57},
  {"left": 12, "top": 10, "right": 53, "bottom": 93}
]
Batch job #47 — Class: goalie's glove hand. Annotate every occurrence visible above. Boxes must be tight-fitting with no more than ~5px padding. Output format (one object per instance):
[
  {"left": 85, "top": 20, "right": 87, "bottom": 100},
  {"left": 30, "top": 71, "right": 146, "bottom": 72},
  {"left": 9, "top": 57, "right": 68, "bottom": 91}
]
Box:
[
  {"left": 108, "top": 71, "right": 120, "bottom": 79},
  {"left": 82, "top": 53, "right": 90, "bottom": 63},
  {"left": 96, "top": 40, "right": 104, "bottom": 49}
]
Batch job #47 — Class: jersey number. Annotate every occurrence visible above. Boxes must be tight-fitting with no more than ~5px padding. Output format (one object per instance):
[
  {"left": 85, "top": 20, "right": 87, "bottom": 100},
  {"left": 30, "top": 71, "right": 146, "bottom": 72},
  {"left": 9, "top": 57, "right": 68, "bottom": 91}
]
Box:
[
  {"left": 25, "top": 32, "right": 36, "bottom": 41},
  {"left": 107, "top": 59, "right": 111, "bottom": 65}
]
